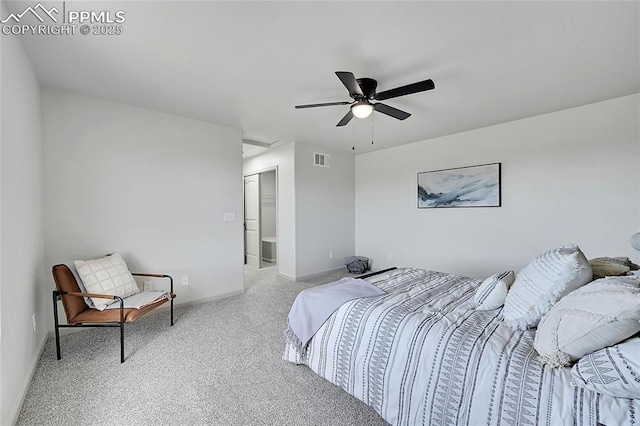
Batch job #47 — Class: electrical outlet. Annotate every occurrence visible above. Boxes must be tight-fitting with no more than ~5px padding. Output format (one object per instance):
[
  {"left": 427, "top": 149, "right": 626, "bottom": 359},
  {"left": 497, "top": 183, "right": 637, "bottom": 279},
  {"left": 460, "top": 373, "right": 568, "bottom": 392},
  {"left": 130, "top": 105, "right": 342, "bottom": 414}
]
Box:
[
  {"left": 143, "top": 281, "right": 153, "bottom": 291},
  {"left": 181, "top": 275, "right": 189, "bottom": 286},
  {"left": 329, "top": 251, "right": 333, "bottom": 260},
  {"left": 32, "top": 313, "right": 36, "bottom": 332}
]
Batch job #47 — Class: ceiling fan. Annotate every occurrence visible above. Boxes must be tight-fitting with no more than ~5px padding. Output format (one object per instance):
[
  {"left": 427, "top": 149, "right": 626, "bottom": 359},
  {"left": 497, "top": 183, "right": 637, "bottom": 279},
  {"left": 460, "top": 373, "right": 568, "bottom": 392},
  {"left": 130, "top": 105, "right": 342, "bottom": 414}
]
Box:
[{"left": 295, "top": 71, "right": 435, "bottom": 127}]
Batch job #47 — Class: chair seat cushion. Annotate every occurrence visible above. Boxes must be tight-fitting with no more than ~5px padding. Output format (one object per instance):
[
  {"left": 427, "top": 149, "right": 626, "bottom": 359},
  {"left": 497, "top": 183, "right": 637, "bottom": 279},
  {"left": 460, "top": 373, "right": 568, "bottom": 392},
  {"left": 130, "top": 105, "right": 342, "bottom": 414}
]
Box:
[{"left": 69, "top": 294, "right": 175, "bottom": 323}]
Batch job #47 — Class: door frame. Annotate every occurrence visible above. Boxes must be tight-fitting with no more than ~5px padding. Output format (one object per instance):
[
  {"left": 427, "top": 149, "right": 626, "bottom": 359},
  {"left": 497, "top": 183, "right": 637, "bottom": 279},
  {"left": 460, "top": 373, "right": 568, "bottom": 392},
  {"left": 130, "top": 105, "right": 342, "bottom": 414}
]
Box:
[
  {"left": 243, "top": 173, "right": 261, "bottom": 268},
  {"left": 243, "top": 166, "right": 278, "bottom": 269}
]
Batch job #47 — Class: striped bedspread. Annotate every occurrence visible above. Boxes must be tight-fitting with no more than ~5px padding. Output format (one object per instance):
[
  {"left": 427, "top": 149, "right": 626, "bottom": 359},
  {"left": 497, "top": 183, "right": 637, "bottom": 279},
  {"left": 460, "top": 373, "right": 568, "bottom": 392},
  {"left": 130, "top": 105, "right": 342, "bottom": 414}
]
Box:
[{"left": 283, "top": 268, "right": 639, "bottom": 426}]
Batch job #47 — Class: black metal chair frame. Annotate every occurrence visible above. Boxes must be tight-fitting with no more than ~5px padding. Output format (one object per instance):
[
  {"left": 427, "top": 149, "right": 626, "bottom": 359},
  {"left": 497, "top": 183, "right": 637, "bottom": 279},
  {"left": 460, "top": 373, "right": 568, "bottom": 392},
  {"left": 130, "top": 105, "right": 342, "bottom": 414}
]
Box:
[{"left": 53, "top": 273, "right": 174, "bottom": 363}]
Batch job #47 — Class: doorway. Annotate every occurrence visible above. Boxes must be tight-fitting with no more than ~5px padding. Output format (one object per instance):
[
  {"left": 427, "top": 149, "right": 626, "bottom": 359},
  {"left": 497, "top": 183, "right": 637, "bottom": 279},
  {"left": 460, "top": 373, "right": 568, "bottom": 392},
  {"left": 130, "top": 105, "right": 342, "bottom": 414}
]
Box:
[{"left": 244, "top": 168, "right": 277, "bottom": 269}]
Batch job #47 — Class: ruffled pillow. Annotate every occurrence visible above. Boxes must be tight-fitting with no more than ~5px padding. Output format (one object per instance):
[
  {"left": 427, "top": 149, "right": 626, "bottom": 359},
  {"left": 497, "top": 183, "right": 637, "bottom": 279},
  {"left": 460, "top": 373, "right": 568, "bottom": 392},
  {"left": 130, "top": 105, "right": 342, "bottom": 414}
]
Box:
[
  {"left": 534, "top": 276, "right": 640, "bottom": 367},
  {"left": 503, "top": 244, "right": 592, "bottom": 330}
]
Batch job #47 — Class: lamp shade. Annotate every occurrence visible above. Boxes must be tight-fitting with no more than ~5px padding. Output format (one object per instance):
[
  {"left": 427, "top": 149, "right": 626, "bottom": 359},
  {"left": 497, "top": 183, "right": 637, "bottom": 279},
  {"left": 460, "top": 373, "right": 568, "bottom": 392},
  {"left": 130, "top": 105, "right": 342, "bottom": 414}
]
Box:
[
  {"left": 351, "top": 102, "right": 374, "bottom": 119},
  {"left": 631, "top": 232, "right": 640, "bottom": 251}
]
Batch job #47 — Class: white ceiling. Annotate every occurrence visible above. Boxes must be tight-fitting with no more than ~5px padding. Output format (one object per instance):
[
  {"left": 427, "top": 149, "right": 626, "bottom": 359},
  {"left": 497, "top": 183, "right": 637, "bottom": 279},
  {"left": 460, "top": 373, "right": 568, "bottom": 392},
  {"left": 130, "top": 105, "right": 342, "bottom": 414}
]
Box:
[{"left": 10, "top": 1, "right": 640, "bottom": 155}]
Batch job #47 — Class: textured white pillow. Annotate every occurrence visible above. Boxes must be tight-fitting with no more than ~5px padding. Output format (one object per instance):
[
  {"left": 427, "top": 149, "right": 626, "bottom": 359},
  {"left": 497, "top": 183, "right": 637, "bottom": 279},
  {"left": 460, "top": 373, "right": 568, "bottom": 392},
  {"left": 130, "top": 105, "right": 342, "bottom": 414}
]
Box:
[
  {"left": 74, "top": 254, "right": 140, "bottom": 311},
  {"left": 474, "top": 271, "right": 515, "bottom": 310},
  {"left": 534, "top": 276, "right": 640, "bottom": 367},
  {"left": 503, "top": 244, "right": 592, "bottom": 330},
  {"left": 571, "top": 337, "right": 640, "bottom": 399}
]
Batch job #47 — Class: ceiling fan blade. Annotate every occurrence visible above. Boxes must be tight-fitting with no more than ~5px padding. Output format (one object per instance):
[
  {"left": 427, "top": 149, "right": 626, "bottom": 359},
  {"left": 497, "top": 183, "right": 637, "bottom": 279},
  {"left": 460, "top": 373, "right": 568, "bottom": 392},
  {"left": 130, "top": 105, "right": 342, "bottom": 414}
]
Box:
[
  {"left": 376, "top": 79, "right": 435, "bottom": 101},
  {"left": 295, "top": 101, "right": 351, "bottom": 109},
  {"left": 335, "top": 71, "right": 364, "bottom": 97},
  {"left": 336, "top": 110, "right": 354, "bottom": 127},
  {"left": 374, "top": 103, "right": 411, "bottom": 120}
]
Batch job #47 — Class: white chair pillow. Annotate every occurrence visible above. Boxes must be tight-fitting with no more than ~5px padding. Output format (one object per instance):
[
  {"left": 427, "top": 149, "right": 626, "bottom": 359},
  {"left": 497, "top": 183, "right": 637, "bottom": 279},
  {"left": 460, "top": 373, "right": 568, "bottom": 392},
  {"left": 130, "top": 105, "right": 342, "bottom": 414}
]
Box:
[
  {"left": 74, "top": 253, "right": 140, "bottom": 310},
  {"left": 503, "top": 244, "right": 592, "bottom": 330},
  {"left": 534, "top": 276, "right": 640, "bottom": 367},
  {"left": 474, "top": 271, "right": 515, "bottom": 310},
  {"left": 571, "top": 336, "right": 640, "bottom": 399}
]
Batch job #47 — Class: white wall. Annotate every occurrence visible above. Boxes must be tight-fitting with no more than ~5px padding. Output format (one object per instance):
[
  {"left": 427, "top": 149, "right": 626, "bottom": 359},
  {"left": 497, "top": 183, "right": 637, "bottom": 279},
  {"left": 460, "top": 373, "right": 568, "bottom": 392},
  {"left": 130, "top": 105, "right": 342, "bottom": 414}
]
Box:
[
  {"left": 356, "top": 94, "right": 640, "bottom": 278},
  {"left": 0, "top": 10, "right": 46, "bottom": 424},
  {"left": 244, "top": 143, "right": 296, "bottom": 278},
  {"left": 295, "top": 142, "right": 355, "bottom": 278},
  {"left": 244, "top": 142, "right": 356, "bottom": 280},
  {"left": 42, "top": 89, "right": 244, "bottom": 312}
]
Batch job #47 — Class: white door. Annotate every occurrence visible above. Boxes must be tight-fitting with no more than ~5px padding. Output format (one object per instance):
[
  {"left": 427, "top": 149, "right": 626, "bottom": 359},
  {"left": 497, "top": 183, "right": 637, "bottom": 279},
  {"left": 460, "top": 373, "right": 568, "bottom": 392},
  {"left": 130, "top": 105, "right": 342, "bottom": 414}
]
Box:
[{"left": 244, "top": 174, "right": 261, "bottom": 268}]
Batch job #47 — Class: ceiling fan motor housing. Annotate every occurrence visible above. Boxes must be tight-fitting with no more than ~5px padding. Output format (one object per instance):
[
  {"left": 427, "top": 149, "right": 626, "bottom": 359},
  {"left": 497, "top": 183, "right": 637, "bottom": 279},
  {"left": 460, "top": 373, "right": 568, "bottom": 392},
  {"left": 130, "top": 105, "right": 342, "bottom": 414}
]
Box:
[{"left": 356, "top": 78, "right": 378, "bottom": 101}]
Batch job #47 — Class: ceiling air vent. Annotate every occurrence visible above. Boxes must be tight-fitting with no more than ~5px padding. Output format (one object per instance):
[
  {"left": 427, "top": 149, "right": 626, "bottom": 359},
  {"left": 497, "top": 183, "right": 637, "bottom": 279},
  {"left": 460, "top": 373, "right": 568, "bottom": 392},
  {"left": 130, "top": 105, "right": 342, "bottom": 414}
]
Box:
[{"left": 313, "top": 152, "right": 330, "bottom": 168}]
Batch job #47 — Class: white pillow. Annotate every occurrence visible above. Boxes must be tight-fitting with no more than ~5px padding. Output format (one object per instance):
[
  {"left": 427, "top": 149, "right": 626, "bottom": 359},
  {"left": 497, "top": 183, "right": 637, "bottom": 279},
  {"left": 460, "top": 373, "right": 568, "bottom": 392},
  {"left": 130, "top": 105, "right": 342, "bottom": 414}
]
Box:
[
  {"left": 571, "top": 337, "right": 640, "bottom": 399},
  {"left": 534, "top": 276, "right": 640, "bottom": 367},
  {"left": 74, "top": 253, "right": 140, "bottom": 311},
  {"left": 474, "top": 271, "right": 515, "bottom": 310},
  {"left": 503, "top": 244, "right": 592, "bottom": 330}
]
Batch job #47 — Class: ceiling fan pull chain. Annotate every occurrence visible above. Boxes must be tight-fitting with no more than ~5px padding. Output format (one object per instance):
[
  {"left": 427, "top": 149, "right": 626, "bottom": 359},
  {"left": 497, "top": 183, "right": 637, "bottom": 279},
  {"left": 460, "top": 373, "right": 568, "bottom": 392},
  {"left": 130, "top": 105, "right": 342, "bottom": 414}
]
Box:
[
  {"left": 371, "top": 115, "right": 374, "bottom": 145},
  {"left": 352, "top": 122, "right": 355, "bottom": 151}
]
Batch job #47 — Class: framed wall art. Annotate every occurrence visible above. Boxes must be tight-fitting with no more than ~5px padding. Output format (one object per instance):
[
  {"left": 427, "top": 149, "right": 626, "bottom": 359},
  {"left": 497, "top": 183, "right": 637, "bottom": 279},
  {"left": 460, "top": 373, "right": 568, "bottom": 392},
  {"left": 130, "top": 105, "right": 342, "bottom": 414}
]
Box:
[{"left": 417, "top": 163, "right": 501, "bottom": 208}]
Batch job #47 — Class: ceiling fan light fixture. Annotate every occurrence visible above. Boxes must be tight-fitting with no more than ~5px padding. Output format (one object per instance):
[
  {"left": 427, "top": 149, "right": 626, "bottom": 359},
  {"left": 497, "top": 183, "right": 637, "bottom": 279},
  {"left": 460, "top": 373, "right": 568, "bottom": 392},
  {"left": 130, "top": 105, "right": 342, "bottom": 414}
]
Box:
[
  {"left": 351, "top": 102, "right": 374, "bottom": 119},
  {"left": 294, "top": 71, "right": 434, "bottom": 127}
]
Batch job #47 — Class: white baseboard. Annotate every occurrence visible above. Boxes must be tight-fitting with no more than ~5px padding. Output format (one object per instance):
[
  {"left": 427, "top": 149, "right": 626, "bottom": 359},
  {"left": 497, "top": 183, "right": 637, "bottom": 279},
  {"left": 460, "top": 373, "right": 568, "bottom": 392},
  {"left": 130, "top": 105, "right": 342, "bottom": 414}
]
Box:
[
  {"left": 293, "top": 267, "right": 346, "bottom": 282},
  {"left": 9, "top": 334, "right": 47, "bottom": 425},
  {"left": 182, "top": 289, "right": 245, "bottom": 306},
  {"left": 277, "top": 271, "right": 295, "bottom": 280}
]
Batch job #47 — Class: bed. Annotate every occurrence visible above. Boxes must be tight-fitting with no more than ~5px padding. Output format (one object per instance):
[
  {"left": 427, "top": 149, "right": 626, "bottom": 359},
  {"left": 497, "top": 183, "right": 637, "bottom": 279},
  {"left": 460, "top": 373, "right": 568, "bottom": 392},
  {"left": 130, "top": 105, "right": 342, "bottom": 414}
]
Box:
[{"left": 284, "top": 263, "right": 640, "bottom": 426}]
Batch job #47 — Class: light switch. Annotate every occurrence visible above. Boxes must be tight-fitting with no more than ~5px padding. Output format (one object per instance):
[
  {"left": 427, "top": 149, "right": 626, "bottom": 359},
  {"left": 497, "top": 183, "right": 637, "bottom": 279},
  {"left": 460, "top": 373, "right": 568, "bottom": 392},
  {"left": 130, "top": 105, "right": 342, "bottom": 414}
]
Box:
[{"left": 223, "top": 212, "right": 237, "bottom": 222}]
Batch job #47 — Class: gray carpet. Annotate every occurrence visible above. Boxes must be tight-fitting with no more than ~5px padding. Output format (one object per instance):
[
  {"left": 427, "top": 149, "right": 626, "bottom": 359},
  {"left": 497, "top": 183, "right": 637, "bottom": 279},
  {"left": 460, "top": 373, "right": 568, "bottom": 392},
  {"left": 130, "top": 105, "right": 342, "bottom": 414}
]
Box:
[{"left": 17, "top": 266, "right": 390, "bottom": 425}]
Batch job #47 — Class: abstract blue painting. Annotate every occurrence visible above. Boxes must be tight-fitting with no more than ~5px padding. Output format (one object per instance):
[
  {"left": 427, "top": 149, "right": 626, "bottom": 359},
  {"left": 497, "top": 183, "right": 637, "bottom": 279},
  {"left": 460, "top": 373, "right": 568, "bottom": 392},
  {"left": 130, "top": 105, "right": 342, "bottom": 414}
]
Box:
[{"left": 417, "top": 163, "right": 501, "bottom": 208}]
